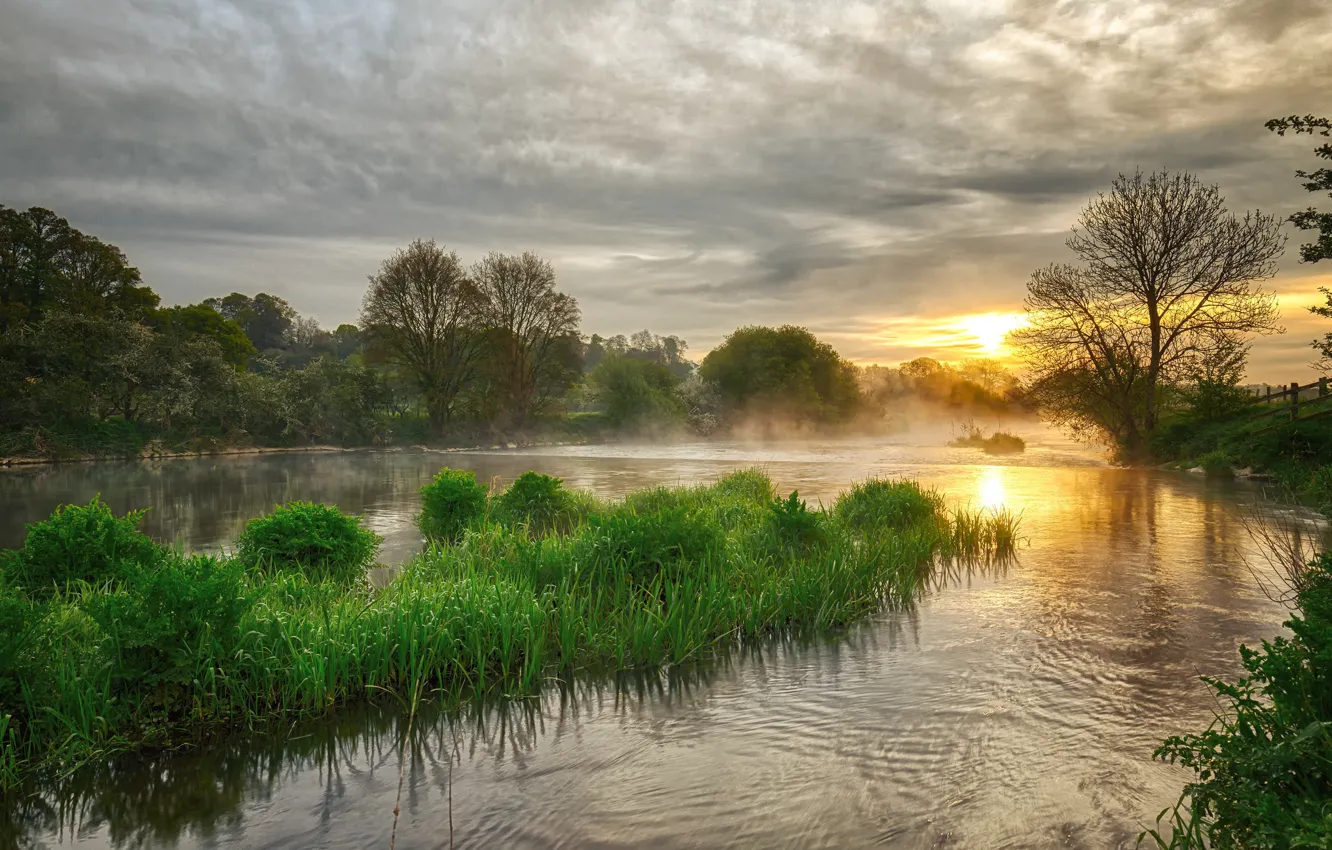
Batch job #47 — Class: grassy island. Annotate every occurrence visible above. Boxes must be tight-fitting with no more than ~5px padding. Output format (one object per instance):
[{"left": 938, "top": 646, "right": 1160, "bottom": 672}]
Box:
[{"left": 0, "top": 468, "right": 1018, "bottom": 792}]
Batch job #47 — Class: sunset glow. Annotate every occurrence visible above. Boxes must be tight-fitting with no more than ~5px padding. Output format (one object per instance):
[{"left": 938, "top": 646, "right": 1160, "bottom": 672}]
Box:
[{"left": 954, "top": 313, "right": 1029, "bottom": 356}]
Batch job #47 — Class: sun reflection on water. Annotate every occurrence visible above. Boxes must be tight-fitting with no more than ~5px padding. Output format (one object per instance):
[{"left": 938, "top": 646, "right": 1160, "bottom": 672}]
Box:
[{"left": 977, "top": 466, "right": 1007, "bottom": 510}]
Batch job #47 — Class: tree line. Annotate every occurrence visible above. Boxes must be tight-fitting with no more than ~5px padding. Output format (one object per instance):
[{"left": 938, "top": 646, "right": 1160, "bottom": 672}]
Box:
[{"left": 0, "top": 207, "right": 1033, "bottom": 459}]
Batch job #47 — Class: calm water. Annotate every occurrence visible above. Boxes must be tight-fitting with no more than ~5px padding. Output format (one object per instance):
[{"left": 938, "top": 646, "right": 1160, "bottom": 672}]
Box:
[{"left": 3, "top": 431, "right": 1323, "bottom": 849}]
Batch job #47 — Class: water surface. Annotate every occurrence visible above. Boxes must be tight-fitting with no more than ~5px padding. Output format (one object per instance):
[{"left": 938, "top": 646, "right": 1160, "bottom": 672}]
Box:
[{"left": 3, "top": 433, "right": 1321, "bottom": 849}]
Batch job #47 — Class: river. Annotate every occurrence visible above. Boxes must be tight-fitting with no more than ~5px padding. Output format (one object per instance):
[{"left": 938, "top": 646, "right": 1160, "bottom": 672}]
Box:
[{"left": 2, "top": 433, "right": 1323, "bottom": 848}]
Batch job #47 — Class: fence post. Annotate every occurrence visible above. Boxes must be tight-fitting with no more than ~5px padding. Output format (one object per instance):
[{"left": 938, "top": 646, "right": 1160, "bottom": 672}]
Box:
[
  {"left": 1266, "top": 385, "right": 1273, "bottom": 403},
  {"left": 1321, "top": 376, "right": 1328, "bottom": 398},
  {"left": 1292, "top": 381, "right": 1301, "bottom": 421}
]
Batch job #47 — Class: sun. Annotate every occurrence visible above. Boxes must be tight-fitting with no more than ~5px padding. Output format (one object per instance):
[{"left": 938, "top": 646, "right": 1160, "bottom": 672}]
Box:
[{"left": 954, "top": 313, "right": 1029, "bottom": 355}]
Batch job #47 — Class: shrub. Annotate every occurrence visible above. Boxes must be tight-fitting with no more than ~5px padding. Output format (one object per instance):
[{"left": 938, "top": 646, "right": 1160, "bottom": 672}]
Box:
[
  {"left": 235, "top": 501, "right": 381, "bottom": 584},
  {"left": 84, "top": 554, "right": 251, "bottom": 700},
  {"left": 576, "top": 506, "right": 724, "bottom": 585},
  {"left": 418, "top": 468, "right": 488, "bottom": 543},
  {"left": 834, "top": 479, "right": 943, "bottom": 532},
  {"left": 0, "top": 497, "right": 165, "bottom": 596},
  {"left": 1198, "top": 450, "right": 1234, "bottom": 479},
  {"left": 766, "top": 491, "right": 829, "bottom": 553},
  {"left": 1305, "top": 465, "right": 1332, "bottom": 516},
  {"left": 1149, "top": 552, "right": 1332, "bottom": 848},
  {"left": 494, "top": 472, "right": 579, "bottom": 535}
]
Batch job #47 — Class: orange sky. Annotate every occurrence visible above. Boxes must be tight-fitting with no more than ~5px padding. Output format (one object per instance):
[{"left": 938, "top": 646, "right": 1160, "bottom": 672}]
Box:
[{"left": 829, "top": 269, "right": 1330, "bottom": 385}]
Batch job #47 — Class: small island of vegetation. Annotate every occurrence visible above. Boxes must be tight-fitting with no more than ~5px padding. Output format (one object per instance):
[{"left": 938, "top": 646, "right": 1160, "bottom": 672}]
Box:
[
  {"left": 0, "top": 468, "right": 1019, "bottom": 792},
  {"left": 947, "top": 428, "right": 1026, "bottom": 455}
]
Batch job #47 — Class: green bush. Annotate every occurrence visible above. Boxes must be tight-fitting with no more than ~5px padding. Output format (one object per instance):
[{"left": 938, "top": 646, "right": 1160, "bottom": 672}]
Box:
[
  {"left": 1198, "top": 450, "right": 1234, "bottom": 479},
  {"left": 494, "top": 472, "right": 579, "bottom": 535},
  {"left": 0, "top": 497, "right": 165, "bottom": 596},
  {"left": 1149, "top": 552, "right": 1332, "bottom": 848},
  {"left": 576, "top": 506, "right": 724, "bottom": 585},
  {"left": 85, "top": 554, "right": 251, "bottom": 699},
  {"left": 235, "top": 501, "right": 381, "bottom": 584},
  {"left": 766, "top": 491, "right": 829, "bottom": 553},
  {"left": 418, "top": 467, "right": 488, "bottom": 543},
  {"left": 834, "top": 479, "right": 943, "bottom": 532},
  {"left": 1305, "top": 465, "right": 1332, "bottom": 516}
]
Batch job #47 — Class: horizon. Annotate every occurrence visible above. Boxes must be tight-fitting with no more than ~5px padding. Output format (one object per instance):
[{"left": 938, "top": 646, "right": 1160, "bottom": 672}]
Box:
[{"left": 3, "top": 0, "right": 1330, "bottom": 381}]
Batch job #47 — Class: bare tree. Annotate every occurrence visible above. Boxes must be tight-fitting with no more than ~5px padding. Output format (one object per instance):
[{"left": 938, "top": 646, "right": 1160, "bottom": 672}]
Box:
[
  {"left": 470, "top": 251, "right": 581, "bottom": 431},
  {"left": 361, "top": 240, "right": 484, "bottom": 435},
  {"left": 1014, "top": 171, "right": 1284, "bottom": 458}
]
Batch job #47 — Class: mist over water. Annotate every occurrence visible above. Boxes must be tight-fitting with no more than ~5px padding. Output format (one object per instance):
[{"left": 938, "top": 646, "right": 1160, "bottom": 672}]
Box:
[{"left": 4, "top": 435, "right": 1323, "bottom": 849}]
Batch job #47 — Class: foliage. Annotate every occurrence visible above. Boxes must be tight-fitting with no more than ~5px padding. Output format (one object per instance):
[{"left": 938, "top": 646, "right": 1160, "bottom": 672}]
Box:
[
  {"left": 418, "top": 467, "right": 489, "bottom": 542},
  {"left": 0, "top": 497, "right": 164, "bottom": 596},
  {"left": 583, "top": 330, "right": 694, "bottom": 378},
  {"left": 1013, "top": 171, "right": 1284, "bottom": 458},
  {"left": 0, "top": 205, "right": 158, "bottom": 333},
  {"left": 1147, "top": 553, "right": 1332, "bottom": 849},
  {"left": 766, "top": 491, "right": 830, "bottom": 553},
  {"left": 576, "top": 505, "right": 725, "bottom": 586},
  {"left": 0, "top": 472, "right": 1021, "bottom": 792},
  {"left": 948, "top": 429, "right": 1026, "bottom": 454},
  {"left": 149, "top": 303, "right": 255, "bottom": 368},
  {"left": 202, "top": 292, "right": 296, "bottom": 353},
  {"left": 1266, "top": 115, "right": 1332, "bottom": 266},
  {"left": 85, "top": 555, "right": 251, "bottom": 697},
  {"left": 1306, "top": 466, "right": 1332, "bottom": 517},
  {"left": 834, "top": 479, "right": 944, "bottom": 532},
  {"left": 470, "top": 251, "right": 583, "bottom": 431},
  {"left": 1198, "top": 450, "right": 1234, "bottom": 479},
  {"left": 360, "top": 239, "right": 486, "bottom": 434},
  {"left": 700, "top": 325, "right": 861, "bottom": 426},
  {"left": 235, "top": 501, "right": 381, "bottom": 584},
  {"left": 494, "top": 471, "right": 583, "bottom": 535},
  {"left": 588, "top": 354, "right": 686, "bottom": 432}
]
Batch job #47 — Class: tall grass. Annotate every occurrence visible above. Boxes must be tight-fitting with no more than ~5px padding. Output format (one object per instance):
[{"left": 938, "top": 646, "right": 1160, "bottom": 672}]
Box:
[{"left": 0, "top": 469, "right": 1019, "bottom": 793}]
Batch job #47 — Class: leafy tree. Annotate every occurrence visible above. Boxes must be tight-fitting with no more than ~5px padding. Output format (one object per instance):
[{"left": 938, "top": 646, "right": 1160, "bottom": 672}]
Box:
[
  {"left": 589, "top": 355, "right": 686, "bottom": 431},
  {"left": 360, "top": 239, "right": 486, "bottom": 435},
  {"left": 0, "top": 205, "right": 159, "bottom": 331},
  {"left": 699, "top": 325, "right": 861, "bottom": 424},
  {"left": 150, "top": 303, "right": 255, "bottom": 367},
  {"left": 203, "top": 292, "right": 295, "bottom": 353},
  {"left": 1267, "top": 115, "right": 1332, "bottom": 368},
  {"left": 471, "top": 251, "right": 582, "bottom": 431},
  {"left": 1013, "top": 171, "right": 1284, "bottom": 458}
]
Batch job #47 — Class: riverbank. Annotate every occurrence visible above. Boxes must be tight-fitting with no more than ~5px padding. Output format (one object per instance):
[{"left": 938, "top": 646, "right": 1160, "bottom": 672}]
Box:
[
  {"left": 0, "top": 467, "right": 1018, "bottom": 792},
  {"left": 0, "top": 437, "right": 603, "bottom": 468},
  {"left": 1149, "top": 412, "right": 1332, "bottom": 509}
]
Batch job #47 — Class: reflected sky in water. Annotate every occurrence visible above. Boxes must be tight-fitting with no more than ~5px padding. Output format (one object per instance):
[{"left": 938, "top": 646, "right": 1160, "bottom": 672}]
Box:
[{"left": 3, "top": 437, "right": 1325, "bottom": 849}]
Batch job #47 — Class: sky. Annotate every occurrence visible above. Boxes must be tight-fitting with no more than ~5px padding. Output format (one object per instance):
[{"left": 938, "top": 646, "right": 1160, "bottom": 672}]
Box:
[{"left": 2, "top": 0, "right": 1330, "bottom": 382}]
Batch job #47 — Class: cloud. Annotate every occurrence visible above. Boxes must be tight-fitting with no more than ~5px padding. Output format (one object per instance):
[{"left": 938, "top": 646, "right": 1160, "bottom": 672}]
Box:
[{"left": 1, "top": 0, "right": 1330, "bottom": 379}]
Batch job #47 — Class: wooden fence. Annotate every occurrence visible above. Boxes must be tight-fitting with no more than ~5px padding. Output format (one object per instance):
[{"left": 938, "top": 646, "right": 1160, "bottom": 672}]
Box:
[{"left": 1245, "top": 377, "right": 1332, "bottom": 434}]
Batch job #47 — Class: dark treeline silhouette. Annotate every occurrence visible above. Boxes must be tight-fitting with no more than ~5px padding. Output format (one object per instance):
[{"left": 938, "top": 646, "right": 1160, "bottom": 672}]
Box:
[{"left": 0, "top": 207, "right": 1031, "bottom": 459}]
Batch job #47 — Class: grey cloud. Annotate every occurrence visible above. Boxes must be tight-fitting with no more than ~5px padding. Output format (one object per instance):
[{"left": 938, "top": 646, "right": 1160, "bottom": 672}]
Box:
[{"left": 1, "top": 0, "right": 1330, "bottom": 378}]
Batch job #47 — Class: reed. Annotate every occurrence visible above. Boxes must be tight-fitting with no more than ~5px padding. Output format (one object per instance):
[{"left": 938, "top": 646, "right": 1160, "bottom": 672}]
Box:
[{"left": 0, "top": 469, "right": 1020, "bottom": 792}]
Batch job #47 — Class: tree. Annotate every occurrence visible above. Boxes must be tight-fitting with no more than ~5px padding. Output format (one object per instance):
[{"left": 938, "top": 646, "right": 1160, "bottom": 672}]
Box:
[
  {"left": 589, "top": 355, "right": 685, "bottom": 432},
  {"left": 699, "top": 325, "right": 861, "bottom": 424},
  {"left": 0, "top": 205, "right": 158, "bottom": 331},
  {"left": 360, "top": 239, "right": 485, "bottom": 435},
  {"left": 471, "top": 251, "right": 582, "bottom": 431},
  {"left": 150, "top": 303, "right": 256, "bottom": 367},
  {"left": 203, "top": 292, "right": 295, "bottom": 353},
  {"left": 1013, "top": 171, "right": 1284, "bottom": 457},
  {"left": 1267, "top": 115, "right": 1332, "bottom": 368}
]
